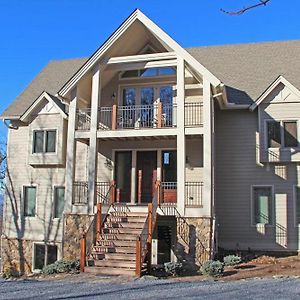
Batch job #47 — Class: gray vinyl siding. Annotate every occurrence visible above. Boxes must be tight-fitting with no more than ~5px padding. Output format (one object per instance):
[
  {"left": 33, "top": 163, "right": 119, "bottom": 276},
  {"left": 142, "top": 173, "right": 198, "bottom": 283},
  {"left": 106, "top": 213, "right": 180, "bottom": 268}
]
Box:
[
  {"left": 3, "top": 115, "right": 65, "bottom": 242},
  {"left": 215, "top": 108, "right": 300, "bottom": 251}
]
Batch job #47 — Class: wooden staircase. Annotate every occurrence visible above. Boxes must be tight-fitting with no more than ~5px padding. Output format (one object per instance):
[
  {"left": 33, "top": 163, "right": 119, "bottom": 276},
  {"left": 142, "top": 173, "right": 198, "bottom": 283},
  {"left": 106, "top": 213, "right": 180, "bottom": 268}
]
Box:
[{"left": 84, "top": 210, "right": 149, "bottom": 276}]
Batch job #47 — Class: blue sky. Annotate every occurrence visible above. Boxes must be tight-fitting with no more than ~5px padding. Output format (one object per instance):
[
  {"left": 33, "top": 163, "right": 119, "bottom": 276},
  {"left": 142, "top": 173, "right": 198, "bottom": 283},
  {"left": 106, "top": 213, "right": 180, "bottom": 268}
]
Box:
[{"left": 0, "top": 0, "right": 299, "bottom": 137}]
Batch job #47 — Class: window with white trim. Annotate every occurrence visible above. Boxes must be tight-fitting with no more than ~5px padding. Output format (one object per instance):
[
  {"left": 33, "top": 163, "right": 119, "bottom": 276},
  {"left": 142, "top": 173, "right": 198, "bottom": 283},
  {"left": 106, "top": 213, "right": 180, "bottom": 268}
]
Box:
[
  {"left": 24, "top": 186, "right": 36, "bottom": 217},
  {"left": 252, "top": 186, "right": 273, "bottom": 225},
  {"left": 34, "top": 244, "right": 58, "bottom": 270},
  {"left": 267, "top": 120, "right": 298, "bottom": 148},
  {"left": 295, "top": 186, "right": 300, "bottom": 225},
  {"left": 33, "top": 130, "right": 56, "bottom": 153}
]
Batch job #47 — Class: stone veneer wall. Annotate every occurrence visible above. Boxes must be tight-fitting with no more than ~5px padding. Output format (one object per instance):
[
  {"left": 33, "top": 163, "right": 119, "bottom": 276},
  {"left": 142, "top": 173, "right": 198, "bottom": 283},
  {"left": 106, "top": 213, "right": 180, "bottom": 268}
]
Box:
[
  {"left": 174, "top": 217, "right": 212, "bottom": 270},
  {"left": 1, "top": 238, "right": 33, "bottom": 274},
  {"left": 63, "top": 214, "right": 94, "bottom": 261}
]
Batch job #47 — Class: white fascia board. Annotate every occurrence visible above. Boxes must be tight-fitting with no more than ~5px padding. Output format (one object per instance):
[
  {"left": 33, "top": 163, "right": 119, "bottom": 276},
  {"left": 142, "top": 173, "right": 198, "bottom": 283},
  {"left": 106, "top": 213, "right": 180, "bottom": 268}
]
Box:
[
  {"left": 59, "top": 9, "right": 222, "bottom": 98},
  {"left": 249, "top": 75, "right": 300, "bottom": 111},
  {"left": 20, "top": 92, "right": 68, "bottom": 122}
]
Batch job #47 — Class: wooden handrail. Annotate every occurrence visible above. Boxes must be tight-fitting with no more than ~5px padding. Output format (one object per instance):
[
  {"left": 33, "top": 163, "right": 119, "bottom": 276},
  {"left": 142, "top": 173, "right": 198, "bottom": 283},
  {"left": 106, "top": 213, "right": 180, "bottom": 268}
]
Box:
[{"left": 135, "top": 237, "right": 142, "bottom": 277}]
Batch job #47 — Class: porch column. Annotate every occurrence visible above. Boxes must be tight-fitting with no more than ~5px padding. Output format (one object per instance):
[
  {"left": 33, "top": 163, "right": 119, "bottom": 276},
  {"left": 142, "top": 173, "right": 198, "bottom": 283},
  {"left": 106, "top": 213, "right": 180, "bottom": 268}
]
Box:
[
  {"left": 176, "top": 56, "right": 185, "bottom": 215},
  {"left": 157, "top": 150, "right": 162, "bottom": 181},
  {"left": 202, "top": 78, "right": 213, "bottom": 217},
  {"left": 88, "top": 65, "right": 101, "bottom": 213},
  {"left": 65, "top": 88, "right": 78, "bottom": 214},
  {"left": 131, "top": 150, "right": 137, "bottom": 204}
]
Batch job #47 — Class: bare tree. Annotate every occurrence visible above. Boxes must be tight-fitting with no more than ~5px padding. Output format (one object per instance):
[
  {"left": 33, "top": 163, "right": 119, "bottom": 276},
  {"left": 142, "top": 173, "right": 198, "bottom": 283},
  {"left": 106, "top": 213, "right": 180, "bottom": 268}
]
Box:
[{"left": 221, "top": 0, "right": 271, "bottom": 15}]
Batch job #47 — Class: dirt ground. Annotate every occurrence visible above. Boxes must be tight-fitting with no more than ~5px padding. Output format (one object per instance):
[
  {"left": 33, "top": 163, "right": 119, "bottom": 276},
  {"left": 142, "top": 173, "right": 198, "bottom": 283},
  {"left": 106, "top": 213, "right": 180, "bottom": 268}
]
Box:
[{"left": 172, "top": 255, "right": 300, "bottom": 282}]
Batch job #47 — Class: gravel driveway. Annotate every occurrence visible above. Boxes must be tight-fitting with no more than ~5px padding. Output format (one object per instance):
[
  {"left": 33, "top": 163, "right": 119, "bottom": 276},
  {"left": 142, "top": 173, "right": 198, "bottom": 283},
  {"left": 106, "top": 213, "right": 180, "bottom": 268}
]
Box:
[{"left": 0, "top": 276, "right": 299, "bottom": 300}]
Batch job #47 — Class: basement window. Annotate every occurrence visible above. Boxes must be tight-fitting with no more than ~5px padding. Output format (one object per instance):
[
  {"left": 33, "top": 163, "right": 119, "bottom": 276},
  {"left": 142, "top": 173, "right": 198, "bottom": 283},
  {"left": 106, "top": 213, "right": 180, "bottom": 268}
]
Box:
[
  {"left": 34, "top": 244, "right": 58, "bottom": 270},
  {"left": 33, "top": 129, "right": 56, "bottom": 153}
]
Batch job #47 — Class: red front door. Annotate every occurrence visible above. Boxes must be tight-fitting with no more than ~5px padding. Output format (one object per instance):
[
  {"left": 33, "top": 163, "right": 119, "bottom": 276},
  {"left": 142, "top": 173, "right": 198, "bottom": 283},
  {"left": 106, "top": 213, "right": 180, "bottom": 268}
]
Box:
[{"left": 137, "top": 151, "right": 157, "bottom": 203}]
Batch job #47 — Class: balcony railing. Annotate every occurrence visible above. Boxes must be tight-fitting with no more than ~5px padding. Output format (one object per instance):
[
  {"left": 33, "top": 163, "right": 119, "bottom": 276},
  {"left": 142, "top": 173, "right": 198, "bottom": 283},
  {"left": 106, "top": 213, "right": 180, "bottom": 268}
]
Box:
[
  {"left": 73, "top": 181, "right": 114, "bottom": 205},
  {"left": 185, "top": 181, "right": 203, "bottom": 207},
  {"left": 185, "top": 102, "right": 203, "bottom": 127}
]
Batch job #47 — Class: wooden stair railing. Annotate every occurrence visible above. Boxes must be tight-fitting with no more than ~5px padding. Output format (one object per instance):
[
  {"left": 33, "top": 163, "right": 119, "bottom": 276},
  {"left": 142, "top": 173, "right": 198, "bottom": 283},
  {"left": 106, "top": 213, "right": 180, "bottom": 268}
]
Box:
[
  {"left": 135, "top": 180, "right": 160, "bottom": 277},
  {"left": 80, "top": 181, "right": 116, "bottom": 272}
]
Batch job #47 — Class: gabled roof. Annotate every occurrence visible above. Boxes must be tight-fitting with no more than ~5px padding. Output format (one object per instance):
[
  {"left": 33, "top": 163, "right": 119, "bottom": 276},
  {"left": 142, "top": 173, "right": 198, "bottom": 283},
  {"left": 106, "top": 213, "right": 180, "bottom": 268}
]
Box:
[
  {"left": 20, "top": 91, "right": 68, "bottom": 122},
  {"left": 249, "top": 75, "right": 300, "bottom": 111},
  {"left": 187, "top": 40, "right": 300, "bottom": 105},
  {"left": 0, "top": 58, "right": 86, "bottom": 119},
  {"left": 58, "top": 9, "right": 221, "bottom": 97}
]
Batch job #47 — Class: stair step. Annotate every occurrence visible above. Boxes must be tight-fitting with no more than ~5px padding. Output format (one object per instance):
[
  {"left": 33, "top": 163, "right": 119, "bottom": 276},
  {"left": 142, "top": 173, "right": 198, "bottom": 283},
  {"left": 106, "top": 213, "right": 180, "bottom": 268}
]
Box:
[
  {"left": 97, "top": 240, "right": 136, "bottom": 247},
  {"left": 92, "top": 246, "right": 136, "bottom": 254},
  {"left": 185, "top": 83, "right": 203, "bottom": 90},
  {"left": 107, "top": 216, "right": 146, "bottom": 223},
  {"left": 84, "top": 266, "right": 136, "bottom": 276},
  {"left": 110, "top": 212, "right": 148, "bottom": 217},
  {"left": 94, "top": 259, "right": 136, "bottom": 268},
  {"left": 100, "top": 233, "right": 139, "bottom": 241},
  {"left": 104, "top": 253, "right": 136, "bottom": 260},
  {"left": 104, "top": 222, "right": 145, "bottom": 229},
  {"left": 102, "top": 228, "right": 142, "bottom": 235}
]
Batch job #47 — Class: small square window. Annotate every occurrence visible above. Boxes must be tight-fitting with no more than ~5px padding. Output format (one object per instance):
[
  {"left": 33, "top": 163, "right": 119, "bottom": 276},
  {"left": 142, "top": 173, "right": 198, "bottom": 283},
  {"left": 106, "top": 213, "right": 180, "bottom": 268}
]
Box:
[
  {"left": 33, "top": 130, "right": 56, "bottom": 153},
  {"left": 34, "top": 244, "right": 58, "bottom": 270}
]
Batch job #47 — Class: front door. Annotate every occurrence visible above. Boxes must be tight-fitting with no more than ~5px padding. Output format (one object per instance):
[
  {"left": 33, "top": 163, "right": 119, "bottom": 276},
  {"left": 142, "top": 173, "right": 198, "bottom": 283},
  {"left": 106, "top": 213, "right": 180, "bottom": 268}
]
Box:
[
  {"left": 115, "top": 151, "right": 132, "bottom": 203},
  {"left": 137, "top": 151, "right": 157, "bottom": 203}
]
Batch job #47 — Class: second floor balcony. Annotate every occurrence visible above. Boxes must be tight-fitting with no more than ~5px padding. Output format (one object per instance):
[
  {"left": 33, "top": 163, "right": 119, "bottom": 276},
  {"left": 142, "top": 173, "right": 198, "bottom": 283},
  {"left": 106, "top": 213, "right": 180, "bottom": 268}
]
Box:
[{"left": 75, "top": 102, "right": 203, "bottom": 131}]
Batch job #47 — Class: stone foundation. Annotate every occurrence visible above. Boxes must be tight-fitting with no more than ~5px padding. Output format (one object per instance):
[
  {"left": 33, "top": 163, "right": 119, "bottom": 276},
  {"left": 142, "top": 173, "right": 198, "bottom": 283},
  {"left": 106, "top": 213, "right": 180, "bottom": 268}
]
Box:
[
  {"left": 63, "top": 214, "right": 94, "bottom": 261},
  {"left": 1, "top": 238, "right": 33, "bottom": 275},
  {"left": 174, "top": 217, "right": 212, "bottom": 270}
]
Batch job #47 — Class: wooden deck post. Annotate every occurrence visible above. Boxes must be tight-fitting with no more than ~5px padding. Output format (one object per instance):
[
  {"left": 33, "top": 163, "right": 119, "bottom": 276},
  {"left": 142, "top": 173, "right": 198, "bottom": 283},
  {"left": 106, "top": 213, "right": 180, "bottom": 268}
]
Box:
[
  {"left": 96, "top": 203, "right": 102, "bottom": 240},
  {"left": 138, "top": 170, "right": 142, "bottom": 204},
  {"left": 110, "top": 180, "right": 116, "bottom": 205},
  {"left": 112, "top": 104, "right": 117, "bottom": 130},
  {"left": 80, "top": 235, "right": 86, "bottom": 272},
  {"left": 157, "top": 181, "right": 161, "bottom": 205},
  {"left": 135, "top": 237, "right": 142, "bottom": 277},
  {"left": 147, "top": 203, "right": 153, "bottom": 272},
  {"left": 157, "top": 102, "right": 162, "bottom": 128},
  {"left": 116, "top": 188, "right": 120, "bottom": 203}
]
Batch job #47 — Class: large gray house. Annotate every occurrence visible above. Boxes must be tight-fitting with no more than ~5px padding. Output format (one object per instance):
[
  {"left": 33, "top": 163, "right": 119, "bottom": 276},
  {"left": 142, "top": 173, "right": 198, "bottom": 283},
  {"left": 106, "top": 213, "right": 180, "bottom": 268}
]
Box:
[{"left": 1, "top": 9, "right": 300, "bottom": 276}]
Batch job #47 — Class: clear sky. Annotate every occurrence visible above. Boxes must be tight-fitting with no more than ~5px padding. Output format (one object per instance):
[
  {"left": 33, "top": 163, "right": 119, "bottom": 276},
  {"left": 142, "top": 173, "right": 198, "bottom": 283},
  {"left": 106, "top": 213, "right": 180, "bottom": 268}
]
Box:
[{"left": 0, "top": 0, "right": 299, "bottom": 137}]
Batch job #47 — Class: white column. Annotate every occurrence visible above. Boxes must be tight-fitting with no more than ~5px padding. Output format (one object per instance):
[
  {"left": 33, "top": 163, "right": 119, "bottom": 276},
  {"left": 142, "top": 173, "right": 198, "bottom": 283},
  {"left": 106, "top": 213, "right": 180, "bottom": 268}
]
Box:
[
  {"left": 64, "top": 88, "right": 78, "bottom": 214},
  {"left": 203, "top": 78, "right": 213, "bottom": 217},
  {"left": 131, "top": 150, "right": 137, "bottom": 204},
  {"left": 88, "top": 65, "right": 101, "bottom": 213},
  {"left": 176, "top": 56, "right": 185, "bottom": 215}
]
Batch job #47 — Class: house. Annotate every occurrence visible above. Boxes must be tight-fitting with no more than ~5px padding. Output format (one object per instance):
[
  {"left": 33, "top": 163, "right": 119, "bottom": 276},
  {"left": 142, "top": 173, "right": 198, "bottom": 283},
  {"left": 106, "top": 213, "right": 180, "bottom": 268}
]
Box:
[{"left": 1, "top": 9, "right": 300, "bottom": 276}]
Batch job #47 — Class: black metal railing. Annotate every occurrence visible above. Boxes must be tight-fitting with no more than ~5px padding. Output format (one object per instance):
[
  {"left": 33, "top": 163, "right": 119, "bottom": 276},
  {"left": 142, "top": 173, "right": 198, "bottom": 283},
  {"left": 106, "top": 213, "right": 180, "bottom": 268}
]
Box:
[
  {"left": 185, "top": 182, "right": 203, "bottom": 207},
  {"left": 184, "top": 102, "right": 203, "bottom": 127}
]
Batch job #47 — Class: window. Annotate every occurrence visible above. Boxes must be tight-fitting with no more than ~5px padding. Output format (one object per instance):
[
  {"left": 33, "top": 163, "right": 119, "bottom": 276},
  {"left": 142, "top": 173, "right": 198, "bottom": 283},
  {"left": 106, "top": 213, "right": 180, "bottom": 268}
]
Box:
[
  {"left": 121, "top": 67, "right": 175, "bottom": 78},
  {"left": 267, "top": 121, "right": 281, "bottom": 148},
  {"left": 34, "top": 244, "right": 58, "bottom": 270},
  {"left": 295, "top": 186, "right": 300, "bottom": 225},
  {"left": 54, "top": 187, "right": 65, "bottom": 218},
  {"left": 283, "top": 121, "right": 298, "bottom": 147},
  {"left": 24, "top": 186, "right": 36, "bottom": 217},
  {"left": 266, "top": 120, "right": 298, "bottom": 148},
  {"left": 252, "top": 186, "right": 273, "bottom": 225},
  {"left": 33, "top": 130, "right": 56, "bottom": 153}
]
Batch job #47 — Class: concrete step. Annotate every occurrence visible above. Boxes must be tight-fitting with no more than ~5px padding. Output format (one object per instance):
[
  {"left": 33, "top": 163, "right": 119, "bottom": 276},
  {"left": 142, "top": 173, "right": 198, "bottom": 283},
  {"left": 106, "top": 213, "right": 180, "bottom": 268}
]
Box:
[
  {"left": 84, "top": 266, "right": 136, "bottom": 276},
  {"left": 94, "top": 259, "right": 136, "bottom": 268}
]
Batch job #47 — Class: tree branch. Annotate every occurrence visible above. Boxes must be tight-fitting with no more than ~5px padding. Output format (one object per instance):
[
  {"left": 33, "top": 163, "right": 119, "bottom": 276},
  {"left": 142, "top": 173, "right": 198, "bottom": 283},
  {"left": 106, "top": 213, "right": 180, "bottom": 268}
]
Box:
[{"left": 221, "top": 0, "right": 271, "bottom": 15}]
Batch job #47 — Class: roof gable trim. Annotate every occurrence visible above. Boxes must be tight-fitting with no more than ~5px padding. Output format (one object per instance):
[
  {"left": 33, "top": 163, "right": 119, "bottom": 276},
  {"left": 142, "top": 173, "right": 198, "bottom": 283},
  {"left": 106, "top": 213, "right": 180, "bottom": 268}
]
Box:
[
  {"left": 250, "top": 75, "right": 300, "bottom": 111},
  {"left": 20, "top": 91, "right": 67, "bottom": 122}
]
